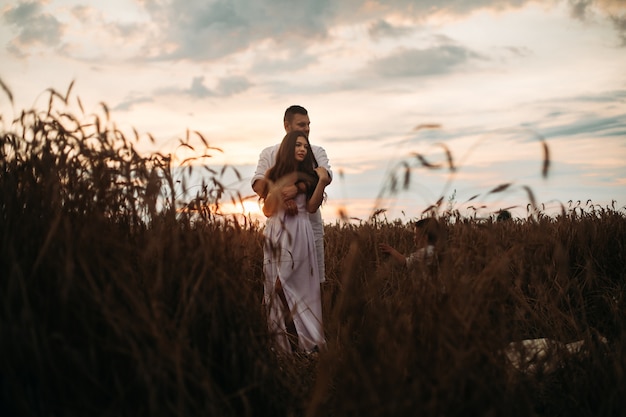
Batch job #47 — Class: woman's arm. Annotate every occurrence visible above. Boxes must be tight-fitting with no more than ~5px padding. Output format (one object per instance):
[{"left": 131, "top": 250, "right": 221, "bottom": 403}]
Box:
[
  {"left": 379, "top": 243, "right": 408, "bottom": 266},
  {"left": 262, "top": 172, "right": 298, "bottom": 217},
  {"left": 306, "top": 167, "right": 331, "bottom": 213}
]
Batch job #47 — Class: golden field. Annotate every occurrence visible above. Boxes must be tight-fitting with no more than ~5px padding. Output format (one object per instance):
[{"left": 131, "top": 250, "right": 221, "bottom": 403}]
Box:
[{"left": 1, "top": 83, "right": 624, "bottom": 417}]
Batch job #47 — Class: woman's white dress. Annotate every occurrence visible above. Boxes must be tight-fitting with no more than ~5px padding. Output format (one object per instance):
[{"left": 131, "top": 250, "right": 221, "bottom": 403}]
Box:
[{"left": 263, "top": 193, "right": 324, "bottom": 352}]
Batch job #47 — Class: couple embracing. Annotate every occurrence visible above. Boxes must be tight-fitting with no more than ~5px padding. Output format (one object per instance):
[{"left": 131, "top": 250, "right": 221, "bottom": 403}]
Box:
[{"left": 251, "top": 105, "right": 332, "bottom": 354}]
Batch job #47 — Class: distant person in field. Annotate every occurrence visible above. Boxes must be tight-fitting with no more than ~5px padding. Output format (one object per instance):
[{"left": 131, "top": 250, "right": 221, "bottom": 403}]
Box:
[
  {"left": 251, "top": 105, "right": 332, "bottom": 283},
  {"left": 379, "top": 217, "right": 441, "bottom": 268},
  {"left": 260, "top": 130, "right": 331, "bottom": 353},
  {"left": 496, "top": 209, "right": 512, "bottom": 222}
]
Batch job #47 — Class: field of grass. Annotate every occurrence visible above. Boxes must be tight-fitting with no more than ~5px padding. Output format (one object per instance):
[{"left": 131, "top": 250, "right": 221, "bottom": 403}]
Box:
[{"left": 1, "top": 84, "right": 625, "bottom": 416}]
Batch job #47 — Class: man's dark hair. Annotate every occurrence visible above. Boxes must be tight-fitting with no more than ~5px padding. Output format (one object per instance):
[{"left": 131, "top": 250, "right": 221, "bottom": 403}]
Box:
[
  {"left": 284, "top": 105, "right": 308, "bottom": 123},
  {"left": 496, "top": 210, "right": 512, "bottom": 222}
]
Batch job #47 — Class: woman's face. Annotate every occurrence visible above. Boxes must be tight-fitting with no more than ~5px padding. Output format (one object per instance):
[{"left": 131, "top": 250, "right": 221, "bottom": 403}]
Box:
[{"left": 295, "top": 136, "right": 308, "bottom": 162}]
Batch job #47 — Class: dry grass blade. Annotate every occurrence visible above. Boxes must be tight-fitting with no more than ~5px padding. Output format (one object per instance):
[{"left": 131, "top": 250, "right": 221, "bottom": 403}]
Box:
[
  {"left": 337, "top": 207, "right": 349, "bottom": 222},
  {"left": 210, "top": 145, "right": 224, "bottom": 153},
  {"left": 203, "top": 166, "right": 217, "bottom": 175},
  {"left": 525, "top": 129, "right": 550, "bottom": 179},
  {"left": 0, "top": 77, "right": 14, "bottom": 104},
  {"left": 422, "top": 204, "right": 437, "bottom": 214},
  {"left": 77, "top": 95, "right": 84, "bottom": 114},
  {"left": 541, "top": 140, "right": 550, "bottom": 179},
  {"left": 436, "top": 142, "right": 456, "bottom": 172},
  {"left": 178, "top": 141, "right": 194, "bottom": 151},
  {"left": 369, "top": 208, "right": 387, "bottom": 220},
  {"left": 422, "top": 196, "right": 444, "bottom": 214},
  {"left": 522, "top": 185, "right": 537, "bottom": 213},
  {"left": 65, "top": 80, "right": 75, "bottom": 103},
  {"left": 412, "top": 123, "right": 442, "bottom": 131},
  {"left": 47, "top": 89, "right": 55, "bottom": 116},
  {"left": 488, "top": 183, "right": 512, "bottom": 194},
  {"left": 401, "top": 161, "right": 410, "bottom": 190},
  {"left": 193, "top": 130, "right": 209, "bottom": 148},
  {"left": 411, "top": 152, "right": 441, "bottom": 169},
  {"left": 180, "top": 156, "right": 204, "bottom": 165},
  {"left": 389, "top": 172, "right": 398, "bottom": 193},
  {"left": 100, "top": 102, "right": 110, "bottom": 121},
  {"left": 46, "top": 88, "right": 67, "bottom": 117}
]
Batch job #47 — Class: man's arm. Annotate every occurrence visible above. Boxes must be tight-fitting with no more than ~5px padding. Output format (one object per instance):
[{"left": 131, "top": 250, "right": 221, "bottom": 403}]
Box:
[
  {"left": 252, "top": 144, "right": 299, "bottom": 215},
  {"left": 251, "top": 147, "right": 273, "bottom": 198}
]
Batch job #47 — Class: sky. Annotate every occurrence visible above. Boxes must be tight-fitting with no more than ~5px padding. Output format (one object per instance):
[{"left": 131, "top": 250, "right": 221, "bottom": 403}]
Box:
[{"left": 1, "top": 0, "right": 625, "bottom": 224}]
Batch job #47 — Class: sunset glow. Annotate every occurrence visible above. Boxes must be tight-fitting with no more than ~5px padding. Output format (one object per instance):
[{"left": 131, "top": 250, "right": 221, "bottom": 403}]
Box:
[{"left": 1, "top": 0, "right": 624, "bottom": 223}]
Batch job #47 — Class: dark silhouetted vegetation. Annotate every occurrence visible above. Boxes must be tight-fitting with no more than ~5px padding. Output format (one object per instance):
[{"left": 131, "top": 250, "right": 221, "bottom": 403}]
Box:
[{"left": 1, "top": 82, "right": 624, "bottom": 416}]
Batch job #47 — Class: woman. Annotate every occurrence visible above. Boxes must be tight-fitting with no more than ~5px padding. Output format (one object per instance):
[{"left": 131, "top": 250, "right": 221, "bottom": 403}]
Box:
[{"left": 262, "top": 130, "right": 331, "bottom": 353}]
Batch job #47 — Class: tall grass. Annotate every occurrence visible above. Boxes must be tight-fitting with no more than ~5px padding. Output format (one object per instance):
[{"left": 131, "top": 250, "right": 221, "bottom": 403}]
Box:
[
  {"left": 1, "top": 82, "right": 625, "bottom": 416},
  {"left": 318, "top": 212, "right": 624, "bottom": 416},
  {"left": 0, "top": 83, "right": 287, "bottom": 416}
]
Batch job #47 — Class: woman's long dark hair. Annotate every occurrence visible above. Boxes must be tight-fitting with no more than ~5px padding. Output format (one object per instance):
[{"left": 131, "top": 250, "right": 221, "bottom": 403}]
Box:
[{"left": 266, "top": 131, "right": 319, "bottom": 198}]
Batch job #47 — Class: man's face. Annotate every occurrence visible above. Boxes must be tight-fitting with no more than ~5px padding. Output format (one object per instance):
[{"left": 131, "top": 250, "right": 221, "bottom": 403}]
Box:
[{"left": 285, "top": 113, "right": 310, "bottom": 136}]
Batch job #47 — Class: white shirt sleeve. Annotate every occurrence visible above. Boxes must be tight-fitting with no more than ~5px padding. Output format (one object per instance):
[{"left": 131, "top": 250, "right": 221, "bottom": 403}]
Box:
[
  {"left": 406, "top": 245, "right": 435, "bottom": 267},
  {"left": 311, "top": 145, "right": 332, "bottom": 181},
  {"left": 251, "top": 145, "right": 277, "bottom": 189}
]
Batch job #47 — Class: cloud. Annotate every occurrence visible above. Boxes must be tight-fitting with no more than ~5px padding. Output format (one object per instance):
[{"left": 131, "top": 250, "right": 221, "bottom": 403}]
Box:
[
  {"left": 144, "top": 75, "right": 253, "bottom": 102},
  {"left": 187, "top": 75, "right": 252, "bottom": 98},
  {"left": 70, "top": 5, "right": 144, "bottom": 40},
  {"left": 2, "top": 0, "right": 64, "bottom": 52},
  {"left": 213, "top": 75, "right": 253, "bottom": 96},
  {"left": 112, "top": 74, "right": 251, "bottom": 111},
  {"left": 188, "top": 76, "right": 212, "bottom": 98},
  {"left": 609, "top": 13, "right": 626, "bottom": 45},
  {"left": 567, "top": 0, "right": 626, "bottom": 45},
  {"left": 113, "top": 96, "right": 153, "bottom": 112},
  {"left": 251, "top": 48, "right": 319, "bottom": 73},
  {"left": 568, "top": 0, "right": 593, "bottom": 20},
  {"left": 366, "top": 44, "right": 485, "bottom": 78},
  {"left": 5, "top": 0, "right": 617, "bottom": 66},
  {"left": 541, "top": 114, "right": 626, "bottom": 138},
  {"left": 135, "top": 0, "right": 540, "bottom": 62},
  {"left": 368, "top": 19, "right": 417, "bottom": 40},
  {"left": 572, "top": 89, "right": 626, "bottom": 103},
  {"left": 140, "top": 0, "right": 330, "bottom": 61}
]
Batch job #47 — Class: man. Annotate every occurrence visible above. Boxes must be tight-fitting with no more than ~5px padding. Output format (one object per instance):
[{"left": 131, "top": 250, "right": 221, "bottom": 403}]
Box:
[{"left": 251, "top": 105, "right": 332, "bottom": 283}]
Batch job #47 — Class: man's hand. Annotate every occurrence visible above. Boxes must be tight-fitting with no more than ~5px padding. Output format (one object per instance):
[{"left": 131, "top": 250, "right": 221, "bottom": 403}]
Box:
[
  {"left": 281, "top": 183, "right": 298, "bottom": 215},
  {"left": 281, "top": 183, "right": 298, "bottom": 200}
]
